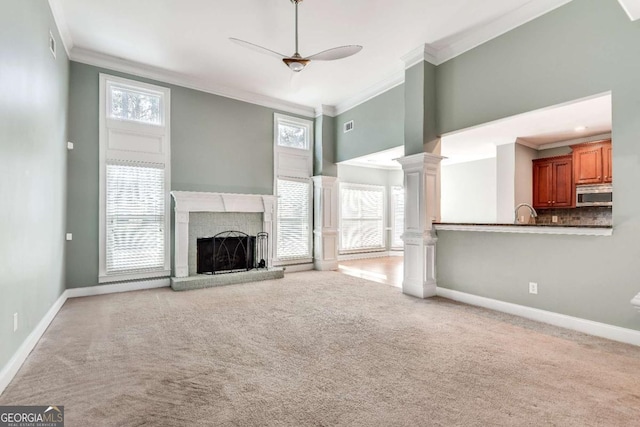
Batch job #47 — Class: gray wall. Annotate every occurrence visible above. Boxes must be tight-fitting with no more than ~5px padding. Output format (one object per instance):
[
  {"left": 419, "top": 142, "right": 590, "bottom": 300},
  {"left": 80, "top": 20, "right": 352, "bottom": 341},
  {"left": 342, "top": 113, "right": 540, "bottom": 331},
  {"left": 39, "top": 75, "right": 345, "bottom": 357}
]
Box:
[
  {"left": 66, "top": 62, "right": 305, "bottom": 288},
  {"left": 314, "top": 114, "right": 337, "bottom": 177},
  {"left": 335, "top": 85, "right": 404, "bottom": 162},
  {"left": 435, "top": 0, "right": 640, "bottom": 330},
  {"left": 0, "top": 0, "right": 69, "bottom": 370},
  {"left": 405, "top": 61, "right": 439, "bottom": 155},
  {"left": 441, "top": 158, "right": 497, "bottom": 223},
  {"left": 337, "top": 165, "right": 403, "bottom": 251}
]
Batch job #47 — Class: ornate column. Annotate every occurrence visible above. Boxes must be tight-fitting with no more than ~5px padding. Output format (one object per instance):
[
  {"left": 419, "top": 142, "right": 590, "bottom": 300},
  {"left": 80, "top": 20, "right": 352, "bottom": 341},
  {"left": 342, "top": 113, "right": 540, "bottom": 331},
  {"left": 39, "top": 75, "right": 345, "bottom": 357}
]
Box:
[
  {"left": 396, "top": 153, "right": 444, "bottom": 298},
  {"left": 312, "top": 176, "right": 339, "bottom": 271}
]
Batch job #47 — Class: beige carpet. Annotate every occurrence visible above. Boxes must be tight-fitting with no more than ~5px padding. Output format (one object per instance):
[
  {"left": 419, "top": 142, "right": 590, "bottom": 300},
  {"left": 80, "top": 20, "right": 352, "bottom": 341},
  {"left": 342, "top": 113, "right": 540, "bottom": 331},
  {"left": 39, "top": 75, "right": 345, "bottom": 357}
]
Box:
[{"left": 1, "top": 271, "right": 640, "bottom": 426}]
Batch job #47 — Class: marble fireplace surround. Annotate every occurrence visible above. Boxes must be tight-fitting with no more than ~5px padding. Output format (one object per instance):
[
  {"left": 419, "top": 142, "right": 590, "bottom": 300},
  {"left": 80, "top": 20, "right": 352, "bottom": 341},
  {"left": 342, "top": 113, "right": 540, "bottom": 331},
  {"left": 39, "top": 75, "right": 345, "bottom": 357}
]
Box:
[{"left": 171, "top": 191, "right": 277, "bottom": 278}]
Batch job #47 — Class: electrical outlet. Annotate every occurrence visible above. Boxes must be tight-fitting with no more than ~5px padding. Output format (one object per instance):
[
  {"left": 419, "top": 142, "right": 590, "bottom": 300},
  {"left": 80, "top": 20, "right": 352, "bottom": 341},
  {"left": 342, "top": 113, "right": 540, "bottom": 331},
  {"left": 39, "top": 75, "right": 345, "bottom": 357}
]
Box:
[
  {"left": 519, "top": 215, "right": 525, "bottom": 223},
  {"left": 529, "top": 282, "right": 538, "bottom": 295},
  {"left": 13, "top": 313, "right": 18, "bottom": 332},
  {"left": 67, "top": 141, "right": 74, "bottom": 150},
  {"left": 552, "top": 215, "right": 558, "bottom": 223},
  {"left": 66, "top": 233, "right": 73, "bottom": 241}
]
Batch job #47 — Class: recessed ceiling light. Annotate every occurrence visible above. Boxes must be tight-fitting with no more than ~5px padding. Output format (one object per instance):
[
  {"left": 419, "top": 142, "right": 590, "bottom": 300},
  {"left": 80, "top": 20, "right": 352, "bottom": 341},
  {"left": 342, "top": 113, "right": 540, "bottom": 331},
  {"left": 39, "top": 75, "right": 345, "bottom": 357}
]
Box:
[{"left": 574, "top": 126, "right": 587, "bottom": 132}]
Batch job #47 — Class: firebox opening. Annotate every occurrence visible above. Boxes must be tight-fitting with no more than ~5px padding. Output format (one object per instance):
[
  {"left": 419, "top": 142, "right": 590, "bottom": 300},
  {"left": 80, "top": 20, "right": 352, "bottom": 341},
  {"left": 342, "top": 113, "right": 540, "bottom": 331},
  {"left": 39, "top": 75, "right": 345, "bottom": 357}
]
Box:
[{"left": 197, "top": 231, "right": 268, "bottom": 275}]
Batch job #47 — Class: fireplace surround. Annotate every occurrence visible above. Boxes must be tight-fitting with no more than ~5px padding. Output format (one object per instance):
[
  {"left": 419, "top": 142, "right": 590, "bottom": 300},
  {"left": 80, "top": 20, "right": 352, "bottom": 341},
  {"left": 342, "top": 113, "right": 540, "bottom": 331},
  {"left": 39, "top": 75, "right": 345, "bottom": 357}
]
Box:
[{"left": 170, "top": 191, "right": 283, "bottom": 290}]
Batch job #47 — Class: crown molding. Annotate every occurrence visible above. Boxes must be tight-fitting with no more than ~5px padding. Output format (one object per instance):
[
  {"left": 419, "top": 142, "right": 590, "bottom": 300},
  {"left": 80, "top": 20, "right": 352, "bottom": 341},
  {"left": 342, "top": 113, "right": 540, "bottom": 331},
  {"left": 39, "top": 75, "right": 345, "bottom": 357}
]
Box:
[
  {"left": 333, "top": 70, "right": 404, "bottom": 117},
  {"left": 315, "top": 105, "right": 337, "bottom": 118},
  {"left": 47, "top": 0, "right": 74, "bottom": 57},
  {"left": 401, "top": 44, "right": 439, "bottom": 68},
  {"left": 70, "top": 47, "right": 316, "bottom": 118},
  {"left": 536, "top": 132, "right": 612, "bottom": 151},
  {"left": 617, "top": 0, "right": 640, "bottom": 21},
  {"left": 433, "top": 0, "right": 573, "bottom": 65}
]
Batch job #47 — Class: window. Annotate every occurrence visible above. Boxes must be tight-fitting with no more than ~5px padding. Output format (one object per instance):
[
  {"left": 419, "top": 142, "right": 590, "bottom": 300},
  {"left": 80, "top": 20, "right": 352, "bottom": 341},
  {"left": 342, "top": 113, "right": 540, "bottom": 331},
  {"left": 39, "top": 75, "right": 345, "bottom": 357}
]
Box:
[
  {"left": 273, "top": 114, "right": 313, "bottom": 264},
  {"left": 275, "top": 114, "right": 311, "bottom": 150},
  {"left": 339, "top": 184, "right": 385, "bottom": 252},
  {"left": 99, "top": 74, "right": 171, "bottom": 283},
  {"left": 108, "top": 84, "right": 163, "bottom": 125},
  {"left": 276, "top": 178, "right": 311, "bottom": 260},
  {"left": 391, "top": 186, "right": 404, "bottom": 249},
  {"left": 106, "top": 164, "right": 166, "bottom": 274}
]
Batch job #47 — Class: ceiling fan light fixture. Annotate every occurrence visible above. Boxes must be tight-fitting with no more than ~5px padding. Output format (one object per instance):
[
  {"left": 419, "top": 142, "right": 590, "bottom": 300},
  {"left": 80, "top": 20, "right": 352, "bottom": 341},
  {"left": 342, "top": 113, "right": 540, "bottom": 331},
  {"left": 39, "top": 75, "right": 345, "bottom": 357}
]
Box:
[
  {"left": 283, "top": 57, "right": 310, "bottom": 72},
  {"left": 231, "top": 0, "right": 361, "bottom": 73}
]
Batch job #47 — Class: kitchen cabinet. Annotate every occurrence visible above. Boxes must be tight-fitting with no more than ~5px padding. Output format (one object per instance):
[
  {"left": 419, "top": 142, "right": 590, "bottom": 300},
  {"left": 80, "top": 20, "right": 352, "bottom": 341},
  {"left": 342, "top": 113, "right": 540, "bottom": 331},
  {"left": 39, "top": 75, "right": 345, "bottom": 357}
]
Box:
[
  {"left": 603, "top": 143, "right": 612, "bottom": 183},
  {"left": 532, "top": 155, "right": 574, "bottom": 209},
  {"left": 571, "top": 140, "right": 612, "bottom": 185}
]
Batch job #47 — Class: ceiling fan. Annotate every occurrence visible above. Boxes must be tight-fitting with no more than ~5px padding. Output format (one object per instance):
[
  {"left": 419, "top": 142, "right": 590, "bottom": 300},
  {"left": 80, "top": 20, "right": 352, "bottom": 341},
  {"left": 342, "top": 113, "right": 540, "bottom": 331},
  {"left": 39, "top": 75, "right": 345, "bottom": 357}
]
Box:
[{"left": 230, "top": 0, "right": 362, "bottom": 72}]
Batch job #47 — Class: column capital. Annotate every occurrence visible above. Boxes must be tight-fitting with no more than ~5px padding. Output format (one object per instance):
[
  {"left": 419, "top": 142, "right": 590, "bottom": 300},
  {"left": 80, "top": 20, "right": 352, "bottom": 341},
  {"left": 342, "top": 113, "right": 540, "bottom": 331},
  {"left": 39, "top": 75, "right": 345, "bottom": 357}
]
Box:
[{"left": 396, "top": 152, "right": 445, "bottom": 169}]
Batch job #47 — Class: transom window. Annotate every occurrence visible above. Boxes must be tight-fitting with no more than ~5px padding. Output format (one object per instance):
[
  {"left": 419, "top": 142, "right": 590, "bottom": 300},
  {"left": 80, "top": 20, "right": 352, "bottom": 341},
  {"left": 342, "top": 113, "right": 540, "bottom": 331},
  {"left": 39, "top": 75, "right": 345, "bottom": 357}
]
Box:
[
  {"left": 107, "top": 83, "right": 163, "bottom": 125},
  {"left": 275, "top": 114, "right": 311, "bottom": 150}
]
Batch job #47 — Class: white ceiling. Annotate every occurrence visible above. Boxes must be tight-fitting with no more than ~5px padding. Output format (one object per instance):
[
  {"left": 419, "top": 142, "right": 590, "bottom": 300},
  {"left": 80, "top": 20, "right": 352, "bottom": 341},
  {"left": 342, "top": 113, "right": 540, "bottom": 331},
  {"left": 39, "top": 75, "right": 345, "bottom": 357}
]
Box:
[
  {"left": 53, "top": 0, "right": 572, "bottom": 114},
  {"left": 440, "top": 93, "right": 612, "bottom": 165}
]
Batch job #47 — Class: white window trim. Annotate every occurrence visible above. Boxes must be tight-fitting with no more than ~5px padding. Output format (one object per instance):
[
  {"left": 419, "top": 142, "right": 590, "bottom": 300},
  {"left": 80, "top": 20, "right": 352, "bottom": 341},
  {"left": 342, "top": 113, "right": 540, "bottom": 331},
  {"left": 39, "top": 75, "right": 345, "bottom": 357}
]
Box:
[
  {"left": 338, "top": 182, "right": 387, "bottom": 254},
  {"left": 98, "top": 74, "right": 171, "bottom": 283},
  {"left": 273, "top": 113, "right": 314, "bottom": 265}
]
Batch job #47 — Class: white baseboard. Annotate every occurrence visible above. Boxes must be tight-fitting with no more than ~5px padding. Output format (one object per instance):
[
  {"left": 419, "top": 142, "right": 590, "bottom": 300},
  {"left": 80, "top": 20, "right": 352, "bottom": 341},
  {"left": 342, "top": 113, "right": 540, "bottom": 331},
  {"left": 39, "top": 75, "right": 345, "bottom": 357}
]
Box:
[
  {"left": 0, "top": 278, "right": 170, "bottom": 396},
  {"left": 65, "top": 277, "right": 170, "bottom": 298},
  {"left": 282, "top": 263, "right": 315, "bottom": 273},
  {"left": 436, "top": 287, "right": 640, "bottom": 347},
  {"left": 0, "top": 291, "right": 67, "bottom": 396}
]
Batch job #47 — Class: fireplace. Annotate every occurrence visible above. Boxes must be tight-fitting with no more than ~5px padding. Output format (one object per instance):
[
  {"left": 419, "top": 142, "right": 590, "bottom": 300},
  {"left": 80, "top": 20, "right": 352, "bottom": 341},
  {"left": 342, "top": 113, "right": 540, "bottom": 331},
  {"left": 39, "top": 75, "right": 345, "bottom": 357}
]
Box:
[
  {"left": 171, "top": 191, "right": 277, "bottom": 278},
  {"left": 197, "top": 231, "right": 269, "bottom": 274},
  {"left": 170, "top": 191, "right": 283, "bottom": 291}
]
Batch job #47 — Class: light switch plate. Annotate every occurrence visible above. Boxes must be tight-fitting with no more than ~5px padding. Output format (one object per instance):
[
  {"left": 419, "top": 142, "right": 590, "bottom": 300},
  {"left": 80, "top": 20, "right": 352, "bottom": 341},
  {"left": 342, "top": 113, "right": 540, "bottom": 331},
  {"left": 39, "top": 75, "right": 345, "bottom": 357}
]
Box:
[
  {"left": 67, "top": 141, "right": 74, "bottom": 150},
  {"left": 66, "top": 233, "right": 73, "bottom": 241}
]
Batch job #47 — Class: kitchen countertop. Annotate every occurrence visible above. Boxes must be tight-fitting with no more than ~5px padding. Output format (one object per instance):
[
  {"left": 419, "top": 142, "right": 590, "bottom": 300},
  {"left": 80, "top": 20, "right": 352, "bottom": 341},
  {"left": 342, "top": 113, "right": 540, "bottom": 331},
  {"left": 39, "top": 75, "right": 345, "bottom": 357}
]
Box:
[{"left": 433, "top": 222, "right": 613, "bottom": 236}]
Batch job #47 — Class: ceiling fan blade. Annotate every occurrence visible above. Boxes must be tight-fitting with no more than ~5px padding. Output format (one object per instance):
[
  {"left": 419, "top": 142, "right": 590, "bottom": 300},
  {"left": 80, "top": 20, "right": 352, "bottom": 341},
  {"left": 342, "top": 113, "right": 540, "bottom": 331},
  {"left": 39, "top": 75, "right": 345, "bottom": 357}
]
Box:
[
  {"left": 307, "top": 45, "right": 363, "bottom": 61},
  {"left": 229, "top": 38, "right": 287, "bottom": 59}
]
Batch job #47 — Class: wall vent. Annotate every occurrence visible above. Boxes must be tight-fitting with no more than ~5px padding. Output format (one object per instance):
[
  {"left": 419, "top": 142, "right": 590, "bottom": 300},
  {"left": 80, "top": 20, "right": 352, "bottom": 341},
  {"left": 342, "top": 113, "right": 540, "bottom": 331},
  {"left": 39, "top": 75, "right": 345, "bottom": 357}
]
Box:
[
  {"left": 344, "top": 120, "right": 354, "bottom": 133},
  {"left": 49, "top": 31, "right": 56, "bottom": 59}
]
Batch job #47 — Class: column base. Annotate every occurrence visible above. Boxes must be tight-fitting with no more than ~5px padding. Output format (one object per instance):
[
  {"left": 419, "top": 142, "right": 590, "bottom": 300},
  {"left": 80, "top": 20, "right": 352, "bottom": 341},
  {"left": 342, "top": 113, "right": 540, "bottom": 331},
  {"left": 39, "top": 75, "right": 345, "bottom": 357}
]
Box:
[
  {"left": 403, "top": 281, "right": 437, "bottom": 299},
  {"left": 314, "top": 259, "right": 339, "bottom": 271}
]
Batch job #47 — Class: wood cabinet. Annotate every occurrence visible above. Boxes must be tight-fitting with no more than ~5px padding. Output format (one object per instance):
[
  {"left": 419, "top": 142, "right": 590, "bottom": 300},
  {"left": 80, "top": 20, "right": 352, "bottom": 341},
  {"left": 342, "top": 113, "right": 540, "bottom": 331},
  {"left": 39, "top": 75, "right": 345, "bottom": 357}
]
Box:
[
  {"left": 532, "top": 155, "right": 574, "bottom": 209},
  {"left": 571, "top": 140, "right": 612, "bottom": 185},
  {"left": 603, "top": 143, "right": 612, "bottom": 183}
]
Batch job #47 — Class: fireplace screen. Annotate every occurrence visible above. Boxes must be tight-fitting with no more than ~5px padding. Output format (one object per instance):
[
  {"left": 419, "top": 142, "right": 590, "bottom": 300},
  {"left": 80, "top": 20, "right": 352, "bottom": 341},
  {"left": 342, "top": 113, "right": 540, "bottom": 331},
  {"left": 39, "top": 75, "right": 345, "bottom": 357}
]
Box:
[{"left": 197, "top": 231, "right": 268, "bottom": 274}]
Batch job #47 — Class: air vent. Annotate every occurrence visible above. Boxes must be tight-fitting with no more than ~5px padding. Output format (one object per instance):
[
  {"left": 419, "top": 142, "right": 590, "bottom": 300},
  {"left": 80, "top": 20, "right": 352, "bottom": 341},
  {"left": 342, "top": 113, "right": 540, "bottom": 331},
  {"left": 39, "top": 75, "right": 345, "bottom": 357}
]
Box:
[
  {"left": 344, "top": 120, "right": 354, "bottom": 133},
  {"left": 49, "top": 31, "right": 56, "bottom": 58}
]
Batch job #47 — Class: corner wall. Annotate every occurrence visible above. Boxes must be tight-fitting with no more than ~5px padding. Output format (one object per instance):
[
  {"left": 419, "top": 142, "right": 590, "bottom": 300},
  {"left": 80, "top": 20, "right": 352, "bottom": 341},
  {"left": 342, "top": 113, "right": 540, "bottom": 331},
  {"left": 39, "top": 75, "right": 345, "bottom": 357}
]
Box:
[{"left": 0, "top": 0, "right": 69, "bottom": 371}]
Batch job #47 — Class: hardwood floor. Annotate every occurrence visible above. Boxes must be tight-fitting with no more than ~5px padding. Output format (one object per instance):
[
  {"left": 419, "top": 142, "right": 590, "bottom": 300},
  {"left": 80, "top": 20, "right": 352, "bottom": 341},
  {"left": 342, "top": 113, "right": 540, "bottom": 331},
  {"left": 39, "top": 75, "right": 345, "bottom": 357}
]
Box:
[{"left": 338, "top": 256, "right": 403, "bottom": 287}]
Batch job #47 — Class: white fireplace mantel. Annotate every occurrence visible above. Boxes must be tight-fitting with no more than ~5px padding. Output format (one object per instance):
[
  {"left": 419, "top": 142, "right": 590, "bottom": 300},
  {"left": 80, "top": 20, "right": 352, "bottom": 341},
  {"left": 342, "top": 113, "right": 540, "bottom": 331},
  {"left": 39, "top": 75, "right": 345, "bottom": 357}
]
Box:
[{"left": 171, "top": 191, "right": 277, "bottom": 278}]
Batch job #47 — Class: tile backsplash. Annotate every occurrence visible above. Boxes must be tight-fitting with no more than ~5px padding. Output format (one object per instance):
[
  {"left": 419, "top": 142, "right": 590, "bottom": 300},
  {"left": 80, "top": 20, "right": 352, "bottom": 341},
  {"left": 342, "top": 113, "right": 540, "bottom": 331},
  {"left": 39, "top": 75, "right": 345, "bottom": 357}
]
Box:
[{"left": 535, "top": 207, "right": 612, "bottom": 226}]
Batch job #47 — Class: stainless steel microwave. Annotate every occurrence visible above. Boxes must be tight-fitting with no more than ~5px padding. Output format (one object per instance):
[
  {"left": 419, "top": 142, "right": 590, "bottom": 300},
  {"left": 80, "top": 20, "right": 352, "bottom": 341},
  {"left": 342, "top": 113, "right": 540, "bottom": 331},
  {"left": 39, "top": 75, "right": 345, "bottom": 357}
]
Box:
[{"left": 576, "top": 184, "right": 613, "bottom": 207}]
